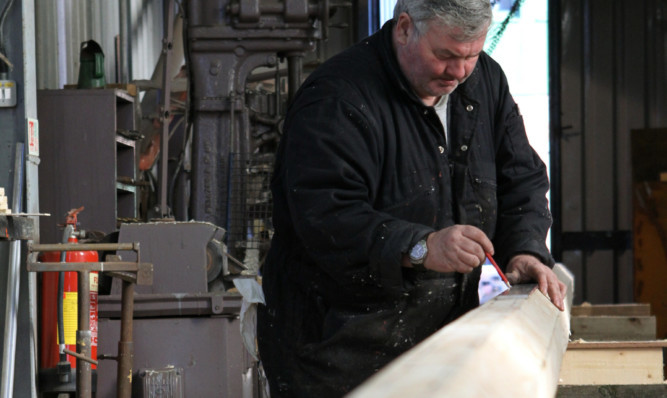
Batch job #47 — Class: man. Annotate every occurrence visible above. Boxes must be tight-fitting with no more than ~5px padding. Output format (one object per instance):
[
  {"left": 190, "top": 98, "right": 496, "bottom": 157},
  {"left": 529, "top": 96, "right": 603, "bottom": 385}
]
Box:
[{"left": 257, "top": 0, "right": 567, "bottom": 396}]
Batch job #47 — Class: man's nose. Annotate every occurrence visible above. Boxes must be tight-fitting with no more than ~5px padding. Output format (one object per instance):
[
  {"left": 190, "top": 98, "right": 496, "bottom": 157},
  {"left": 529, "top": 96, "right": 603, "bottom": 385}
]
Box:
[{"left": 445, "top": 59, "right": 466, "bottom": 80}]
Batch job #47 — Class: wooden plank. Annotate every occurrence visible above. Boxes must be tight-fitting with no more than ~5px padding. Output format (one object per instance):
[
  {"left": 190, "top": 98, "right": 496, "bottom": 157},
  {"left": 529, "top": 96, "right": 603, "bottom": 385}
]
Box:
[
  {"left": 557, "top": 384, "right": 667, "bottom": 398},
  {"left": 633, "top": 181, "right": 667, "bottom": 341},
  {"left": 571, "top": 303, "right": 651, "bottom": 317},
  {"left": 570, "top": 315, "right": 656, "bottom": 341},
  {"left": 348, "top": 264, "right": 574, "bottom": 398},
  {"left": 63, "top": 83, "right": 137, "bottom": 96},
  {"left": 104, "top": 83, "right": 137, "bottom": 97},
  {"left": 559, "top": 342, "right": 664, "bottom": 385},
  {"left": 567, "top": 340, "right": 667, "bottom": 349},
  {"left": 631, "top": 129, "right": 667, "bottom": 183}
]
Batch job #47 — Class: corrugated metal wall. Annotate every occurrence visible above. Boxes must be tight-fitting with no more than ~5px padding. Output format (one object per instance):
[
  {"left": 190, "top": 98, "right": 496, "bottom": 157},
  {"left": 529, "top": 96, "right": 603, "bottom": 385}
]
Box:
[
  {"left": 128, "top": 0, "right": 163, "bottom": 82},
  {"left": 35, "top": 0, "right": 163, "bottom": 89},
  {"left": 553, "top": 0, "right": 667, "bottom": 304}
]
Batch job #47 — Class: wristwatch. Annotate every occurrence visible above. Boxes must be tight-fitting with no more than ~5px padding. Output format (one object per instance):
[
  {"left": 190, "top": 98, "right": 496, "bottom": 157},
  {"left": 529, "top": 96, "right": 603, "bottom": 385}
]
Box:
[{"left": 409, "top": 239, "right": 428, "bottom": 271}]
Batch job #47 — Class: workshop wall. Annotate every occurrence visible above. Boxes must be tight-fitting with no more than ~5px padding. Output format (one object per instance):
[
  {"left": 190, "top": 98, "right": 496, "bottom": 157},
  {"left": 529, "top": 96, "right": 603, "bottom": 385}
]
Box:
[
  {"left": 35, "top": 0, "right": 163, "bottom": 88},
  {"left": 555, "top": 0, "right": 667, "bottom": 304},
  {"left": 0, "top": 0, "right": 35, "bottom": 397}
]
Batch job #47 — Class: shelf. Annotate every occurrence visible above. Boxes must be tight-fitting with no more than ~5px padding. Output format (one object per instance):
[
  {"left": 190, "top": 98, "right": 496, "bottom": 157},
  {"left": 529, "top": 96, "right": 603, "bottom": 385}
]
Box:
[{"left": 37, "top": 89, "right": 138, "bottom": 243}]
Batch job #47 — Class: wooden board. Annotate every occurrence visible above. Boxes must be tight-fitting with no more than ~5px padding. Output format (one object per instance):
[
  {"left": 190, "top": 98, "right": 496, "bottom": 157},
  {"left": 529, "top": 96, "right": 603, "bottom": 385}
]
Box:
[
  {"left": 348, "top": 264, "right": 574, "bottom": 398},
  {"left": 631, "top": 129, "right": 667, "bottom": 182},
  {"left": 559, "top": 341, "right": 667, "bottom": 385},
  {"left": 633, "top": 182, "right": 667, "bottom": 341},
  {"left": 570, "top": 315, "right": 656, "bottom": 341},
  {"left": 557, "top": 384, "right": 667, "bottom": 398},
  {"left": 63, "top": 83, "right": 137, "bottom": 96},
  {"left": 571, "top": 303, "right": 651, "bottom": 317}
]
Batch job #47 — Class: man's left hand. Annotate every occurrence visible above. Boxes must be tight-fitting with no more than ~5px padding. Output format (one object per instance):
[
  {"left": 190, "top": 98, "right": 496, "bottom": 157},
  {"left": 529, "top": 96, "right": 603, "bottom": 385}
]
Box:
[{"left": 505, "top": 254, "right": 567, "bottom": 311}]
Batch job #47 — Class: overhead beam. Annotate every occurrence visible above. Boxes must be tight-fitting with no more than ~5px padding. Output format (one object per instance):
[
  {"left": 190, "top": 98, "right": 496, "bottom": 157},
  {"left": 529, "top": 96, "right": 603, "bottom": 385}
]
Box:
[{"left": 349, "top": 264, "right": 574, "bottom": 398}]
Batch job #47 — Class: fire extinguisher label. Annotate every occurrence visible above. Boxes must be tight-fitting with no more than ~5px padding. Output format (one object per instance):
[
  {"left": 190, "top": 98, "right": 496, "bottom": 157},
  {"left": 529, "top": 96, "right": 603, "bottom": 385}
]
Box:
[
  {"left": 57, "top": 291, "right": 78, "bottom": 345},
  {"left": 90, "top": 273, "right": 98, "bottom": 347},
  {"left": 90, "top": 273, "right": 98, "bottom": 292}
]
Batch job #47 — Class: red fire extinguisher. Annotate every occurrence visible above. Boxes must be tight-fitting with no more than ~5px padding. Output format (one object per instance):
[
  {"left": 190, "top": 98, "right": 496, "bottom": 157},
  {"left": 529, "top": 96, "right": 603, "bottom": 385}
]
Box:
[{"left": 40, "top": 207, "right": 99, "bottom": 374}]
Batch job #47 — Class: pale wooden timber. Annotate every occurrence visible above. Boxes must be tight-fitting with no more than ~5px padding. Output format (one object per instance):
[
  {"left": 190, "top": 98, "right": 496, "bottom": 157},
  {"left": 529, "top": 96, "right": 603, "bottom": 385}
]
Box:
[
  {"left": 348, "top": 263, "right": 574, "bottom": 398},
  {"left": 571, "top": 303, "right": 651, "bottom": 317},
  {"left": 559, "top": 340, "right": 667, "bottom": 385},
  {"left": 557, "top": 384, "right": 667, "bottom": 397},
  {"left": 570, "top": 302, "right": 656, "bottom": 341},
  {"left": 570, "top": 315, "right": 656, "bottom": 341}
]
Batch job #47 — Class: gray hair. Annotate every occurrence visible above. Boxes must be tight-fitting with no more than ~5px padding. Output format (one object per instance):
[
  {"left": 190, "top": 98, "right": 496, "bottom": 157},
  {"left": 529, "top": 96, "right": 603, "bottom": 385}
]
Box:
[{"left": 393, "top": 0, "right": 492, "bottom": 41}]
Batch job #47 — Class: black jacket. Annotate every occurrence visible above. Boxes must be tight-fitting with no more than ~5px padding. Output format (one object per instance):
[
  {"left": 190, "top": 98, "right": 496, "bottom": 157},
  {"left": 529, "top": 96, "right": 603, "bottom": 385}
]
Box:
[{"left": 258, "top": 21, "right": 553, "bottom": 397}]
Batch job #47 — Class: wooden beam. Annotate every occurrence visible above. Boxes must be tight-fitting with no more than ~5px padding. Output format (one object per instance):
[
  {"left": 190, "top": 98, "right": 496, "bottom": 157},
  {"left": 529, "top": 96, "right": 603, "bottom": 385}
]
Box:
[
  {"left": 570, "top": 315, "right": 656, "bottom": 341},
  {"left": 557, "top": 384, "right": 667, "bottom": 397},
  {"left": 571, "top": 303, "right": 651, "bottom": 317},
  {"left": 559, "top": 340, "right": 667, "bottom": 385},
  {"left": 348, "top": 264, "right": 574, "bottom": 398}
]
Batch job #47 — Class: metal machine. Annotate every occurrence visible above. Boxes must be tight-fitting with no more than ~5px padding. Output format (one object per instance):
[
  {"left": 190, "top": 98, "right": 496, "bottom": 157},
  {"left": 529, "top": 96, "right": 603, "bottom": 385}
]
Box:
[
  {"left": 178, "top": 0, "right": 346, "bottom": 266},
  {"left": 89, "top": 1, "right": 349, "bottom": 396},
  {"left": 6, "top": 0, "right": 358, "bottom": 396}
]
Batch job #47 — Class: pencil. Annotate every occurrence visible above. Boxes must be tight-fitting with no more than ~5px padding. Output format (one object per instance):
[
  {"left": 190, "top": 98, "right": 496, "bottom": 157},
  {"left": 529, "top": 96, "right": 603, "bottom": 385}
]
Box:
[{"left": 485, "top": 252, "right": 511, "bottom": 289}]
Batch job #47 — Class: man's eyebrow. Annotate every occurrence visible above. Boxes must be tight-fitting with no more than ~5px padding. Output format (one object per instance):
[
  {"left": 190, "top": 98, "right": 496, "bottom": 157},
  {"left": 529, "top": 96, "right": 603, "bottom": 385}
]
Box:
[{"left": 435, "top": 49, "right": 482, "bottom": 58}]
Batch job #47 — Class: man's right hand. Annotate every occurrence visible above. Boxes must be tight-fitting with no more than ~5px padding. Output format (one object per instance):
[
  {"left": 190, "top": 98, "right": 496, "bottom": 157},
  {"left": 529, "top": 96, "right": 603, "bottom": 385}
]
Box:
[{"left": 423, "top": 225, "right": 494, "bottom": 273}]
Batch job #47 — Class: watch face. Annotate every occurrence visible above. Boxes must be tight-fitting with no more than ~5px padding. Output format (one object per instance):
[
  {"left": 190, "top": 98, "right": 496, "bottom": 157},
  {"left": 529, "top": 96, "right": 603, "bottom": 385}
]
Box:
[{"left": 410, "top": 240, "right": 427, "bottom": 261}]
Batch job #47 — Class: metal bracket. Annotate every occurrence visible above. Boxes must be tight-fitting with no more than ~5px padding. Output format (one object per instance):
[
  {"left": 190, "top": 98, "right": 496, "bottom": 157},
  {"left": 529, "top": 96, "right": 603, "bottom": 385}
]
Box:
[{"left": 0, "top": 215, "right": 36, "bottom": 240}]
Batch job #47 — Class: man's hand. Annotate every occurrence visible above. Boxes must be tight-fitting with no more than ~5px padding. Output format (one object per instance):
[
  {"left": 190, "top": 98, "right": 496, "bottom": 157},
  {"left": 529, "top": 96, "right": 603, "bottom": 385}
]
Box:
[
  {"left": 505, "top": 254, "right": 567, "bottom": 311},
  {"left": 422, "top": 225, "right": 494, "bottom": 273}
]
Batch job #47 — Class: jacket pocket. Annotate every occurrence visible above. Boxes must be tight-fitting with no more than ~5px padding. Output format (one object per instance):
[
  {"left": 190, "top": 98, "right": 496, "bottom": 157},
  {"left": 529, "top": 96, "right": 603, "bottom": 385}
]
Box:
[{"left": 465, "top": 173, "right": 497, "bottom": 236}]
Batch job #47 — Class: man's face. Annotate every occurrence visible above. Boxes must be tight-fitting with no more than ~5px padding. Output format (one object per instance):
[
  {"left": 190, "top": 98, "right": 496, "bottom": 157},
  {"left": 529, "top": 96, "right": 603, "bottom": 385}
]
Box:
[{"left": 394, "top": 13, "right": 487, "bottom": 105}]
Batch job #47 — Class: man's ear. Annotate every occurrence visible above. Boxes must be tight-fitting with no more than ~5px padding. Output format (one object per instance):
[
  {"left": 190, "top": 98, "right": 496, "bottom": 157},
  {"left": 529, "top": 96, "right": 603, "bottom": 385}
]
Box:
[{"left": 394, "top": 12, "right": 412, "bottom": 46}]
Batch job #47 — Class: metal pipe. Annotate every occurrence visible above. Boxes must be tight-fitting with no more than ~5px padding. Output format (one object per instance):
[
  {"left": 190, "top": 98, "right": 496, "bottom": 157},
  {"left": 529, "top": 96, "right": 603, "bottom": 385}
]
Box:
[
  {"left": 116, "top": 280, "right": 135, "bottom": 398},
  {"left": 62, "top": 349, "right": 98, "bottom": 366},
  {"left": 1, "top": 144, "right": 24, "bottom": 398},
  {"left": 30, "top": 242, "right": 137, "bottom": 252},
  {"left": 158, "top": 0, "right": 176, "bottom": 218},
  {"left": 21, "top": 0, "right": 40, "bottom": 394},
  {"left": 188, "top": 40, "right": 315, "bottom": 53},
  {"left": 27, "top": 260, "right": 149, "bottom": 274},
  {"left": 119, "top": 0, "right": 131, "bottom": 82},
  {"left": 1, "top": 241, "right": 21, "bottom": 398},
  {"left": 247, "top": 67, "right": 288, "bottom": 83},
  {"left": 287, "top": 53, "right": 303, "bottom": 104},
  {"left": 76, "top": 270, "right": 92, "bottom": 398},
  {"left": 548, "top": 0, "right": 562, "bottom": 262},
  {"left": 228, "top": 1, "right": 322, "bottom": 17}
]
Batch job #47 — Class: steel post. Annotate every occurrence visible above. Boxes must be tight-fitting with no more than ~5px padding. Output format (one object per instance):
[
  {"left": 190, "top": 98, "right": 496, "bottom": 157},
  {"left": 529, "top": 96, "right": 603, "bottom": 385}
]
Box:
[
  {"left": 76, "top": 270, "right": 92, "bottom": 398},
  {"left": 116, "top": 280, "right": 135, "bottom": 398}
]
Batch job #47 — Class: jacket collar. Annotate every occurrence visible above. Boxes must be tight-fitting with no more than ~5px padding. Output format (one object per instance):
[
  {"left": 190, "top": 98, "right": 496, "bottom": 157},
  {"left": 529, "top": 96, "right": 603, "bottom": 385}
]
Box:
[{"left": 373, "top": 20, "right": 428, "bottom": 106}]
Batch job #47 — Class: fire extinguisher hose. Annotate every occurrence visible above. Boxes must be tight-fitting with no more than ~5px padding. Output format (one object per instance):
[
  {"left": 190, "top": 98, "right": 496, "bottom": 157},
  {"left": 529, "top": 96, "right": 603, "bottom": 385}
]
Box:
[{"left": 57, "top": 224, "right": 74, "bottom": 363}]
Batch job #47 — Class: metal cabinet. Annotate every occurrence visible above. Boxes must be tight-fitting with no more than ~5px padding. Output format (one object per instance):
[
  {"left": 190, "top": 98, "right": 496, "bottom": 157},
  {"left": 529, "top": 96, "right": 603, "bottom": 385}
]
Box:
[{"left": 37, "top": 89, "right": 138, "bottom": 244}]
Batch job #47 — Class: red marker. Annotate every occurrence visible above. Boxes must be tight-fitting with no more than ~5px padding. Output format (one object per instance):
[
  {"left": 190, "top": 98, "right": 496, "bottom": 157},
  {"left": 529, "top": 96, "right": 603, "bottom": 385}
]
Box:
[{"left": 486, "top": 253, "right": 511, "bottom": 289}]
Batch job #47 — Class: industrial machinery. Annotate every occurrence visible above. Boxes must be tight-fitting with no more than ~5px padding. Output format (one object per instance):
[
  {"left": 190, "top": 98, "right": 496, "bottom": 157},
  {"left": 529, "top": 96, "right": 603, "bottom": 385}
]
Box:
[
  {"left": 36, "top": 1, "right": 352, "bottom": 396},
  {"left": 173, "top": 0, "right": 347, "bottom": 269},
  {"left": 33, "top": 0, "right": 354, "bottom": 396}
]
